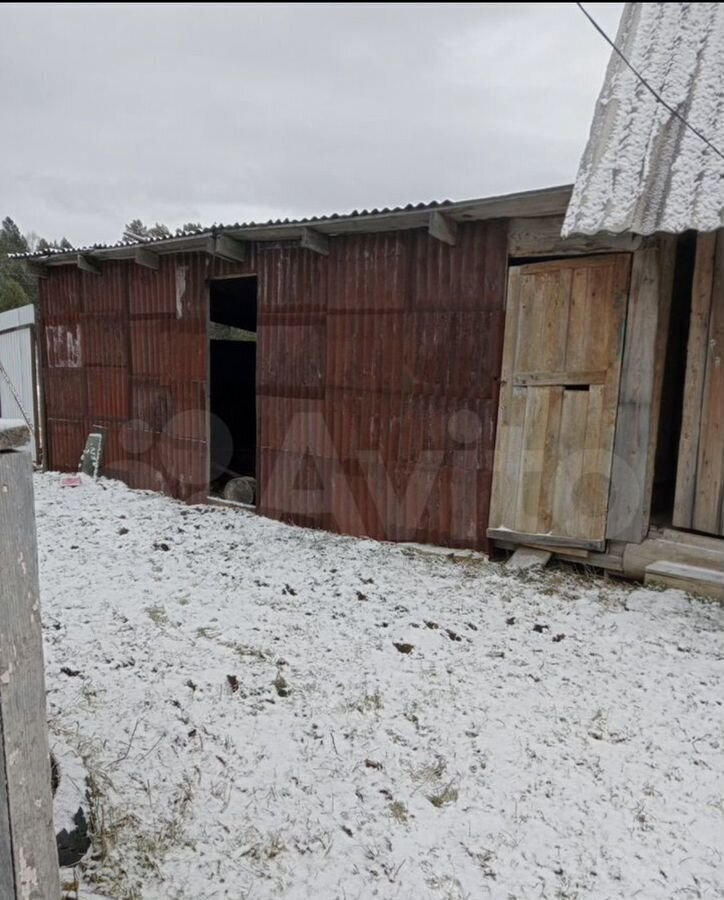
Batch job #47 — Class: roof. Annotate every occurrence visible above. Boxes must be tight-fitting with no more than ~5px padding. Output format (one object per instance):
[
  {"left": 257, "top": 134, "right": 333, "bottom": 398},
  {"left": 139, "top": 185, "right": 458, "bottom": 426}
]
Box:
[
  {"left": 563, "top": 2, "right": 724, "bottom": 237},
  {"left": 13, "top": 184, "right": 572, "bottom": 266}
]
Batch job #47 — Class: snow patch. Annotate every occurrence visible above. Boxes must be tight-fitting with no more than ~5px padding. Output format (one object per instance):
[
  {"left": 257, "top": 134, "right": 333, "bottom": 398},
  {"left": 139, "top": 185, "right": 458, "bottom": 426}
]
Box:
[{"left": 36, "top": 472, "right": 724, "bottom": 899}]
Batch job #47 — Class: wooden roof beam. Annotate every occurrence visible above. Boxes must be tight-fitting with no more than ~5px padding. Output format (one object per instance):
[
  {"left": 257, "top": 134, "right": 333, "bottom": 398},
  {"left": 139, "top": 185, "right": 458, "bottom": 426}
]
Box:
[
  {"left": 77, "top": 254, "right": 101, "bottom": 275},
  {"left": 429, "top": 210, "right": 457, "bottom": 246},
  {"left": 207, "top": 234, "right": 247, "bottom": 264},
  {"left": 134, "top": 247, "right": 159, "bottom": 270},
  {"left": 300, "top": 227, "right": 329, "bottom": 256}
]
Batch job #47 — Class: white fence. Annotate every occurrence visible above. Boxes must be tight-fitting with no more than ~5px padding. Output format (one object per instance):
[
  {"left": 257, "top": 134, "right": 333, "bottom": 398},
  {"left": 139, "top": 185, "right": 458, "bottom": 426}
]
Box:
[{"left": 0, "top": 304, "right": 39, "bottom": 460}]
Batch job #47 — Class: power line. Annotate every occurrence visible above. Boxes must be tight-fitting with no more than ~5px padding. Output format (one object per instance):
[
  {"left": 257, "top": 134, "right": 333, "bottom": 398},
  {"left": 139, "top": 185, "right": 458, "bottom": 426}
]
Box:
[{"left": 576, "top": 2, "right": 724, "bottom": 163}]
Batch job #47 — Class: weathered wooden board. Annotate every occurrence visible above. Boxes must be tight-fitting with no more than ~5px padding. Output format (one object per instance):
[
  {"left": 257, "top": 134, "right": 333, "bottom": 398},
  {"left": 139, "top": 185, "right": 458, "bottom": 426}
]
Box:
[
  {"left": 624, "top": 535, "right": 724, "bottom": 580},
  {"left": 645, "top": 560, "right": 724, "bottom": 600},
  {"left": 508, "top": 215, "right": 641, "bottom": 257},
  {"left": 489, "top": 254, "right": 630, "bottom": 548},
  {"left": 673, "top": 231, "right": 724, "bottom": 535},
  {"left": 487, "top": 528, "right": 606, "bottom": 551},
  {"left": 0, "top": 449, "right": 60, "bottom": 899},
  {"left": 692, "top": 234, "right": 724, "bottom": 534},
  {"left": 606, "top": 237, "right": 676, "bottom": 542},
  {"left": 505, "top": 546, "right": 551, "bottom": 570},
  {"left": 673, "top": 232, "right": 717, "bottom": 526},
  {"left": 495, "top": 537, "right": 623, "bottom": 570}
]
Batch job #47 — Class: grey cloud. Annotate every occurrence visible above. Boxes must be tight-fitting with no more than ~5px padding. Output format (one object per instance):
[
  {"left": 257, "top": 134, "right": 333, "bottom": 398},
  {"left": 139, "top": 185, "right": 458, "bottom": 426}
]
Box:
[{"left": 1, "top": 2, "right": 623, "bottom": 245}]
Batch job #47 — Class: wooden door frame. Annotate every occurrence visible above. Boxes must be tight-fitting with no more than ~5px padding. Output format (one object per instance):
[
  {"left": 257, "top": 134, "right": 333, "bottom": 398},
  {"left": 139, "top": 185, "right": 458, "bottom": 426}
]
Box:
[{"left": 673, "top": 230, "right": 723, "bottom": 534}]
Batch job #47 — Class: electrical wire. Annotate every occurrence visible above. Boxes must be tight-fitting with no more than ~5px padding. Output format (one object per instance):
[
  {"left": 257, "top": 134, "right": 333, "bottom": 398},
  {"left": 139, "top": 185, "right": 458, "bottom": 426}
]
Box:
[{"left": 576, "top": 2, "right": 724, "bottom": 163}]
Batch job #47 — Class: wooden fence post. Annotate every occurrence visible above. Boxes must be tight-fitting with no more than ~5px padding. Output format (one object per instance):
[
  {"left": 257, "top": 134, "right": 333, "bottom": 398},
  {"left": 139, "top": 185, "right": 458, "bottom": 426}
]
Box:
[{"left": 0, "top": 420, "right": 60, "bottom": 899}]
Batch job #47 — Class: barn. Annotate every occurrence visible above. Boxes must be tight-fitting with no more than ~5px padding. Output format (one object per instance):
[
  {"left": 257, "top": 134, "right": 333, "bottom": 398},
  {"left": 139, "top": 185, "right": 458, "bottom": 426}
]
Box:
[
  {"left": 14, "top": 171, "right": 724, "bottom": 592},
  {"left": 17, "top": 185, "right": 576, "bottom": 552}
]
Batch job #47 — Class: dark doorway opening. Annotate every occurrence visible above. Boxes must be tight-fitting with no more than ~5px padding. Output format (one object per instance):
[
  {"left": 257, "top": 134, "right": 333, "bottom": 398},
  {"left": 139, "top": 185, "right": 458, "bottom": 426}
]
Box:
[
  {"left": 208, "top": 276, "right": 258, "bottom": 502},
  {"left": 651, "top": 232, "right": 697, "bottom": 524}
]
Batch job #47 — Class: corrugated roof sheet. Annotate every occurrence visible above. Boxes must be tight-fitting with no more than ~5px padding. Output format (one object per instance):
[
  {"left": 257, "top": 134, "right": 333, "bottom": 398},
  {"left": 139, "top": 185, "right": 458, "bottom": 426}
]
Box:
[
  {"left": 11, "top": 185, "right": 573, "bottom": 264},
  {"left": 563, "top": 2, "right": 724, "bottom": 237},
  {"left": 12, "top": 199, "right": 457, "bottom": 260}
]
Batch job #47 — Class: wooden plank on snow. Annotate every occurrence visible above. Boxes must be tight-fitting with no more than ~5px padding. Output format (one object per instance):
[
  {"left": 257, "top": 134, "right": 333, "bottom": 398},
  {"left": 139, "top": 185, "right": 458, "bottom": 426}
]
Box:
[
  {"left": 505, "top": 546, "right": 552, "bottom": 570},
  {"left": 645, "top": 560, "right": 724, "bottom": 600}
]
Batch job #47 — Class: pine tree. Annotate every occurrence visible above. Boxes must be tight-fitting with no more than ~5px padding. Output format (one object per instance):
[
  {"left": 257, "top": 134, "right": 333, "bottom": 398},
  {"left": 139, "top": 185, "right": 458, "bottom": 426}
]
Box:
[{"left": 0, "top": 217, "right": 35, "bottom": 313}]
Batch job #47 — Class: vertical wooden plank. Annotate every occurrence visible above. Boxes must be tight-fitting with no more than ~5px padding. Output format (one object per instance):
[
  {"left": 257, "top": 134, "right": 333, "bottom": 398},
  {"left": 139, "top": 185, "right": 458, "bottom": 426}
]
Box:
[
  {"left": 540, "top": 268, "right": 572, "bottom": 373},
  {"left": 517, "top": 387, "right": 549, "bottom": 533},
  {"left": 0, "top": 447, "right": 60, "bottom": 900},
  {"left": 552, "top": 390, "right": 588, "bottom": 536},
  {"left": 595, "top": 255, "right": 630, "bottom": 541},
  {"left": 564, "top": 266, "right": 592, "bottom": 372},
  {"left": 606, "top": 239, "right": 674, "bottom": 541},
  {"left": 516, "top": 268, "right": 570, "bottom": 373},
  {"left": 692, "top": 234, "right": 724, "bottom": 534},
  {"left": 489, "top": 268, "right": 522, "bottom": 529},
  {"left": 581, "top": 384, "right": 607, "bottom": 540},
  {"left": 673, "top": 231, "right": 717, "bottom": 528},
  {"left": 538, "top": 385, "right": 564, "bottom": 533}
]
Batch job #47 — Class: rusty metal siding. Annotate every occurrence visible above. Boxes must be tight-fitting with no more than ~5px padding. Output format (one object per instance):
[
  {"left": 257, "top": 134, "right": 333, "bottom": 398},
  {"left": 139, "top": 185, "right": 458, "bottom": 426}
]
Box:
[
  {"left": 40, "top": 222, "right": 506, "bottom": 547},
  {"left": 40, "top": 254, "right": 214, "bottom": 501},
  {"left": 257, "top": 220, "right": 508, "bottom": 550}
]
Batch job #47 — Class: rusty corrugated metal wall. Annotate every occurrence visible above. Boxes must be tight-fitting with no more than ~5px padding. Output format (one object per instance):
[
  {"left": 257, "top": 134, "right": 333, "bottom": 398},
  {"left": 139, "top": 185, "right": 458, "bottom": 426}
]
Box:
[
  {"left": 40, "top": 251, "right": 254, "bottom": 502},
  {"left": 39, "top": 220, "right": 507, "bottom": 549},
  {"left": 256, "top": 220, "right": 508, "bottom": 549}
]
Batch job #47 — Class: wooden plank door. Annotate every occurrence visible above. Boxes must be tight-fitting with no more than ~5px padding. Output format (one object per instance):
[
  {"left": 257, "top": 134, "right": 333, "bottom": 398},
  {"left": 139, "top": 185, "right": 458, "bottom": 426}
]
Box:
[
  {"left": 488, "top": 255, "right": 630, "bottom": 550},
  {"left": 674, "top": 231, "right": 724, "bottom": 535}
]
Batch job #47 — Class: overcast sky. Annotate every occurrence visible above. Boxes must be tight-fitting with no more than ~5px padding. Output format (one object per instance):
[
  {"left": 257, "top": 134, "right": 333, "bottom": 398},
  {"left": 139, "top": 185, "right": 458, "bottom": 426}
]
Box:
[{"left": 1, "top": 2, "right": 623, "bottom": 246}]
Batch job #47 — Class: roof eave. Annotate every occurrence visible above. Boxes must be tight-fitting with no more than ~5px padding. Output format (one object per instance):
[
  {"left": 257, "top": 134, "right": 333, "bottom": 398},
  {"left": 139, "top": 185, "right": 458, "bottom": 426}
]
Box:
[{"left": 18, "top": 183, "right": 573, "bottom": 268}]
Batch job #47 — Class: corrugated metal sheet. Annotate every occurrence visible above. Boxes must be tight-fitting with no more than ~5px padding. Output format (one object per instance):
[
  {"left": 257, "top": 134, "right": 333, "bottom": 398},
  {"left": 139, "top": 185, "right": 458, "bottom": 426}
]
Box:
[
  {"left": 13, "top": 186, "right": 569, "bottom": 261},
  {"left": 0, "top": 304, "right": 37, "bottom": 458},
  {"left": 40, "top": 251, "right": 253, "bottom": 501},
  {"left": 40, "top": 221, "right": 507, "bottom": 549},
  {"left": 257, "top": 220, "right": 507, "bottom": 549},
  {"left": 564, "top": 2, "right": 724, "bottom": 236}
]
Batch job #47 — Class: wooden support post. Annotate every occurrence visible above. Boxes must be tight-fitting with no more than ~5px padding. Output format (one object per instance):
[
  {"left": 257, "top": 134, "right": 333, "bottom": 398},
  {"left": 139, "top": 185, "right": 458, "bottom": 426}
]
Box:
[
  {"left": 606, "top": 236, "right": 677, "bottom": 542},
  {"left": 300, "top": 227, "right": 330, "bottom": 256},
  {"left": 206, "top": 234, "right": 247, "bottom": 264},
  {"left": 0, "top": 420, "right": 60, "bottom": 900},
  {"left": 76, "top": 254, "right": 100, "bottom": 275},
  {"left": 134, "top": 247, "right": 160, "bottom": 270},
  {"left": 428, "top": 210, "right": 457, "bottom": 246}
]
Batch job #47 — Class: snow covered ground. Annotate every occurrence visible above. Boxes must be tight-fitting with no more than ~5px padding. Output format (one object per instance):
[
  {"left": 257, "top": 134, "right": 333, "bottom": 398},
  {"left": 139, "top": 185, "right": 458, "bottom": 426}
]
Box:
[{"left": 35, "top": 472, "right": 724, "bottom": 900}]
